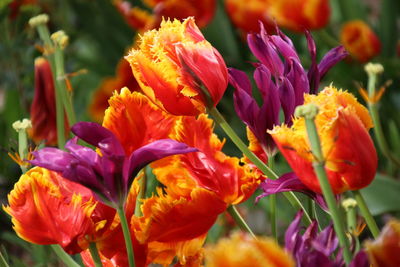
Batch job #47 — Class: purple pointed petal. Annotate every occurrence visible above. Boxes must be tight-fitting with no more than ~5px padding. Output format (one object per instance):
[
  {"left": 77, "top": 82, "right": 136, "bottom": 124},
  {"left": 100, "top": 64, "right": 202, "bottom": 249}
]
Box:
[
  {"left": 270, "top": 35, "right": 300, "bottom": 63},
  {"left": 318, "top": 45, "right": 348, "bottom": 80},
  {"left": 285, "top": 210, "right": 303, "bottom": 253},
  {"left": 287, "top": 59, "right": 310, "bottom": 106},
  {"left": 278, "top": 78, "right": 295, "bottom": 124},
  {"left": 312, "top": 225, "right": 338, "bottom": 256},
  {"left": 350, "top": 250, "right": 369, "bottom": 267},
  {"left": 228, "top": 68, "right": 253, "bottom": 95},
  {"left": 123, "top": 139, "right": 198, "bottom": 189},
  {"left": 30, "top": 148, "right": 76, "bottom": 173},
  {"left": 71, "top": 122, "right": 125, "bottom": 157},
  {"left": 305, "top": 31, "right": 320, "bottom": 94},
  {"left": 65, "top": 137, "right": 100, "bottom": 165},
  {"left": 229, "top": 68, "right": 261, "bottom": 138},
  {"left": 247, "top": 29, "right": 283, "bottom": 76}
]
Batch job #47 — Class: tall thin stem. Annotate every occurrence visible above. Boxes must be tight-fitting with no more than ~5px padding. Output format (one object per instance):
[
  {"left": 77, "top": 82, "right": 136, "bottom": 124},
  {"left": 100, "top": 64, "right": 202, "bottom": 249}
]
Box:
[
  {"left": 227, "top": 205, "right": 257, "bottom": 239},
  {"left": 353, "top": 190, "right": 380, "bottom": 238},
  {"left": 134, "top": 171, "right": 147, "bottom": 217},
  {"left": 50, "top": 245, "right": 80, "bottom": 267},
  {"left": 303, "top": 116, "right": 352, "bottom": 264},
  {"left": 116, "top": 207, "right": 136, "bottom": 267},
  {"left": 88, "top": 243, "right": 103, "bottom": 267},
  {"left": 268, "top": 157, "right": 277, "bottom": 240},
  {"left": 208, "top": 107, "right": 313, "bottom": 224}
]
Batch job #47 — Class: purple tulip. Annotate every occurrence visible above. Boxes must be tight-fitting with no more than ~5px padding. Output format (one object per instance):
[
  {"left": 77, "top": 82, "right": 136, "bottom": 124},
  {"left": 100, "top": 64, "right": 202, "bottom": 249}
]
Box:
[
  {"left": 30, "top": 122, "right": 197, "bottom": 207},
  {"left": 229, "top": 23, "right": 348, "bottom": 157},
  {"left": 285, "top": 211, "right": 370, "bottom": 267}
]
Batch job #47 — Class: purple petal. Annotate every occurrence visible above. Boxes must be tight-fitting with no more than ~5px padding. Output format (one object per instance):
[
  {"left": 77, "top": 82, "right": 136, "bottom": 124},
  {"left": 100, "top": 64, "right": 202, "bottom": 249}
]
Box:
[
  {"left": 285, "top": 210, "right": 303, "bottom": 253},
  {"left": 350, "top": 250, "right": 369, "bottom": 267},
  {"left": 123, "top": 139, "right": 197, "bottom": 190},
  {"left": 71, "top": 122, "right": 125, "bottom": 157},
  {"left": 30, "top": 148, "right": 76, "bottom": 173},
  {"left": 229, "top": 68, "right": 262, "bottom": 138},
  {"left": 270, "top": 35, "right": 300, "bottom": 63},
  {"left": 318, "top": 45, "right": 348, "bottom": 80},
  {"left": 278, "top": 78, "right": 295, "bottom": 124},
  {"left": 247, "top": 30, "right": 283, "bottom": 76},
  {"left": 287, "top": 59, "right": 310, "bottom": 106},
  {"left": 305, "top": 31, "right": 319, "bottom": 94},
  {"left": 65, "top": 137, "right": 100, "bottom": 166},
  {"left": 312, "top": 225, "right": 338, "bottom": 256}
]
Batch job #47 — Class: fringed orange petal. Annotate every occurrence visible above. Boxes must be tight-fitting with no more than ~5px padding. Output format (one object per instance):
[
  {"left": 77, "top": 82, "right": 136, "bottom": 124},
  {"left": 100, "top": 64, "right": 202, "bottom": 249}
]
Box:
[
  {"left": 103, "top": 88, "right": 177, "bottom": 155},
  {"left": 132, "top": 187, "right": 227, "bottom": 244}
]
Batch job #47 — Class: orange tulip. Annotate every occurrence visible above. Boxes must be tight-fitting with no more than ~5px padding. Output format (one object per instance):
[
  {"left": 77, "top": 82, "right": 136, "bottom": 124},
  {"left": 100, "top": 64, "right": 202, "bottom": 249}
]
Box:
[
  {"left": 269, "top": 86, "right": 377, "bottom": 194},
  {"left": 126, "top": 17, "right": 228, "bottom": 116},
  {"left": 366, "top": 219, "right": 400, "bottom": 267},
  {"left": 205, "top": 232, "right": 294, "bottom": 267},
  {"left": 225, "top": 0, "right": 330, "bottom": 34},
  {"left": 340, "top": 20, "right": 381, "bottom": 63},
  {"left": 3, "top": 167, "right": 101, "bottom": 254}
]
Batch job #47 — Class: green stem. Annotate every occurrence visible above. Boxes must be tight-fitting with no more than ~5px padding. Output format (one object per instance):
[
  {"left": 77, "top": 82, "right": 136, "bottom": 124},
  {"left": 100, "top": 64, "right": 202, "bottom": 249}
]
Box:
[
  {"left": 134, "top": 171, "right": 147, "bottom": 217},
  {"left": 0, "top": 251, "right": 10, "bottom": 267},
  {"left": 315, "top": 29, "right": 339, "bottom": 48},
  {"left": 346, "top": 203, "right": 360, "bottom": 252},
  {"left": 50, "top": 245, "right": 80, "bottom": 267},
  {"left": 304, "top": 118, "right": 352, "bottom": 264},
  {"left": 367, "top": 72, "right": 400, "bottom": 167},
  {"left": 353, "top": 190, "right": 380, "bottom": 239},
  {"left": 208, "top": 107, "right": 313, "bottom": 225},
  {"left": 17, "top": 130, "right": 28, "bottom": 173},
  {"left": 54, "top": 46, "right": 76, "bottom": 126},
  {"left": 268, "top": 157, "right": 277, "bottom": 240},
  {"left": 227, "top": 205, "right": 256, "bottom": 239},
  {"left": 116, "top": 207, "right": 135, "bottom": 267},
  {"left": 88, "top": 243, "right": 103, "bottom": 267}
]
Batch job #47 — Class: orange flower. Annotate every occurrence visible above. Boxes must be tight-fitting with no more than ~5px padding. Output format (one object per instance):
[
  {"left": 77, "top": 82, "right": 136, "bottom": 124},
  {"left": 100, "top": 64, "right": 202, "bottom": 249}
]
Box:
[
  {"left": 126, "top": 17, "right": 228, "bottom": 116},
  {"left": 205, "top": 232, "right": 294, "bottom": 267},
  {"left": 269, "top": 86, "right": 377, "bottom": 194},
  {"left": 3, "top": 167, "right": 101, "bottom": 254},
  {"left": 102, "top": 88, "right": 177, "bottom": 154},
  {"left": 225, "top": 0, "right": 330, "bottom": 34},
  {"left": 366, "top": 219, "right": 400, "bottom": 267},
  {"left": 114, "top": 1, "right": 157, "bottom": 32},
  {"left": 29, "top": 57, "right": 69, "bottom": 145},
  {"left": 340, "top": 20, "right": 381, "bottom": 63},
  {"left": 89, "top": 58, "right": 141, "bottom": 122}
]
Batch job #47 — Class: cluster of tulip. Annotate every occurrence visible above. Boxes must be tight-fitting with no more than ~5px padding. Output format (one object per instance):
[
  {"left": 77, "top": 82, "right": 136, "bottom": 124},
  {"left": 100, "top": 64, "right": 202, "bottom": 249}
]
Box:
[{"left": 2, "top": 0, "right": 399, "bottom": 267}]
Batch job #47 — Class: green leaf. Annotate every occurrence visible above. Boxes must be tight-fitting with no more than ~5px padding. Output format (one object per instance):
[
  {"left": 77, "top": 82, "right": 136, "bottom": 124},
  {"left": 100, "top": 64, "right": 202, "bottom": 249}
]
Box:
[{"left": 360, "top": 174, "right": 400, "bottom": 215}]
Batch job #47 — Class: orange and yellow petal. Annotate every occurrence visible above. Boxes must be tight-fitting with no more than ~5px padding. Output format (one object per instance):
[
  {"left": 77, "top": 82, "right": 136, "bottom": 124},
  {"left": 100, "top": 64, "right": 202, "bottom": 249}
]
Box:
[
  {"left": 270, "top": 86, "right": 377, "bottom": 194},
  {"left": 205, "top": 232, "right": 295, "bottom": 267},
  {"left": 3, "top": 167, "right": 96, "bottom": 254},
  {"left": 340, "top": 20, "right": 381, "bottom": 63},
  {"left": 154, "top": 115, "right": 263, "bottom": 204},
  {"left": 126, "top": 17, "right": 227, "bottom": 116},
  {"left": 102, "top": 88, "right": 177, "bottom": 155},
  {"left": 132, "top": 187, "right": 227, "bottom": 244}
]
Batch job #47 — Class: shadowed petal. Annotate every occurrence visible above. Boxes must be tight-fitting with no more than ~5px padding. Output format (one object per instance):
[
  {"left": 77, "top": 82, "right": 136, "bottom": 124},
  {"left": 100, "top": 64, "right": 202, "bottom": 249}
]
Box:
[
  {"left": 30, "top": 148, "right": 76, "bottom": 173},
  {"left": 318, "top": 45, "right": 348, "bottom": 79}
]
